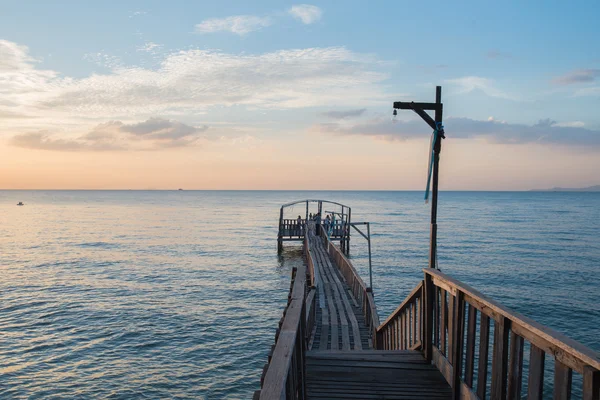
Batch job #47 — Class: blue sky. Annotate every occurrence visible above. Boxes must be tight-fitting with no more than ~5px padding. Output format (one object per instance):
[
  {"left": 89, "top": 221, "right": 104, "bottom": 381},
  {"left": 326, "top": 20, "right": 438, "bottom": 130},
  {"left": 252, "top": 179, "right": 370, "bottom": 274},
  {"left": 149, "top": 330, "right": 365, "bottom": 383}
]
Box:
[{"left": 1, "top": 1, "right": 599, "bottom": 189}]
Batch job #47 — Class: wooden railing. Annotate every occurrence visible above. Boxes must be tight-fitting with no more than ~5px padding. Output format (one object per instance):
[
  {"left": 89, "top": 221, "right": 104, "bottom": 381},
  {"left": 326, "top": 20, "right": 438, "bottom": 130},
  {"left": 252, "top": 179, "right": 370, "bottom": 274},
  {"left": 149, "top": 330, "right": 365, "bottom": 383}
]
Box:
[
  {"left": 256, "top": 261, "right": 317, "bottom": 400},
  {"left": 304, "top": 230, "right": 315, "bottom": 287},
  {"left": 376, "top": 281, "right": 423, "bottom": 351},
  {"left": 320, "top": 230, "right": 380, "bottom": 347},
  {"left": 280, "top": 219, "right": 306, "bottom": 238},
  {"left": 420, "top": 268, "right": 600, "bottom": 400}
]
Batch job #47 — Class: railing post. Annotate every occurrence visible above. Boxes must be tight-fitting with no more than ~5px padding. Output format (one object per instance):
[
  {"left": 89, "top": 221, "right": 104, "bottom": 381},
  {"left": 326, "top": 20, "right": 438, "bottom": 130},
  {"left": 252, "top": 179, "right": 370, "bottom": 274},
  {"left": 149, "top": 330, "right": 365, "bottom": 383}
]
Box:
[
  {"left": 424, "top": 272, "right": 434, "bottom": 362},
  {"left": 491, "top": 316, "right": 510, "bottom": 400},
  {"left": 583, "top": 366, "right": 600, "bottom": 400},
  {"left": 451, "top": 290, "right": 465, "bottom": 400},
  {"left": 278, "top": 207, "right": 283, "bottom": 253}
]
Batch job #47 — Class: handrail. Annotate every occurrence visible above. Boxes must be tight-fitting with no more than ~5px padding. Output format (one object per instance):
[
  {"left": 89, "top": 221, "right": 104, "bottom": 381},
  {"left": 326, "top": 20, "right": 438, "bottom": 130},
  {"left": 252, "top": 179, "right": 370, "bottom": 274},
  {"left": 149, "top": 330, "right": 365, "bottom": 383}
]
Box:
[
  {"left": 257, "top": 265, "right": 309, "bottom": 400},
  {"left": 422, "top": 268, "right": 600, "bottom": 399},
  {"left": 376, "top": 281, "right": 423, "bottom": 351},
  {"left": 319, "top": 228, "right": 380, "bottom": 347},
  {"left": 280, "top": 199, "right": 350, "bottom": 209},
  {"left": 304, "top": 231, "right": 315, "bottom": 287}
]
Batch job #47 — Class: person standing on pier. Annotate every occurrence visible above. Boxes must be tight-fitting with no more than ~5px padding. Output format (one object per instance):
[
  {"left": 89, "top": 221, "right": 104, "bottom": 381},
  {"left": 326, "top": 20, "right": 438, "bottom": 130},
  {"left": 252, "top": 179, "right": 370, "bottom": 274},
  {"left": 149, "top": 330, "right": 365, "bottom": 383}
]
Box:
[
  {"left": 324, "top": 215, "right": 331, "bottom": 236},
  {"left": 315, "top": 213, "right": 321, "bottom": 235},
  {"left": 297, "top": 215, "right": 302, "bottom": 235}
]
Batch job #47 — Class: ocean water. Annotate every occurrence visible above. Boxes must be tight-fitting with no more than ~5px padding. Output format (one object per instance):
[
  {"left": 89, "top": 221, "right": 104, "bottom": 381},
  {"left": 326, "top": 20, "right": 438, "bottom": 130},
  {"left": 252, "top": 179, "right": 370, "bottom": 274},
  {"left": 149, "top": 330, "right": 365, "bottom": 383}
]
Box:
[{"left": 0, "top": 190, "right": 598, "bottom": 399}]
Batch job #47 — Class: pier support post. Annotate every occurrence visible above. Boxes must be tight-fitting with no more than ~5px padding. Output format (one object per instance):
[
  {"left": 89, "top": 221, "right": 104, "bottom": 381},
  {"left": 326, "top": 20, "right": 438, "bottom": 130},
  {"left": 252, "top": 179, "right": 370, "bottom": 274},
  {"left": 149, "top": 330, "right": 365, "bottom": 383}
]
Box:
[
  {"left": 277, "top": 207, "right": 284, "bottom": 253},
  {"left": 429, "top": 86, "right": 443, "bottom": 270},
  {"left": 424, "top": 272, "right": 434, "bottom": 362}
]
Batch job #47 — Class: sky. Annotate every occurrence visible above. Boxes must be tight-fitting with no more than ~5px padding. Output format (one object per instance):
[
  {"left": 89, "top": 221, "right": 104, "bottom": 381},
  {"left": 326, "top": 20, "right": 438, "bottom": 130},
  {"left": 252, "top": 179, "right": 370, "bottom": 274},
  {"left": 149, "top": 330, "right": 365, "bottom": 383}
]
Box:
[{"left": 1, "top": 0, "right": 599, "bottom": 190}]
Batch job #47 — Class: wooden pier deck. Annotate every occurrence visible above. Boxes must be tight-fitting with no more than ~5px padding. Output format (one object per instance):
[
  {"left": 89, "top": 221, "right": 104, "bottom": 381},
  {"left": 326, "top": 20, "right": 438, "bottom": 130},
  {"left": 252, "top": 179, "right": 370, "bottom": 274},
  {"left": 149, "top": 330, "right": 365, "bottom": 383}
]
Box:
[
  {"left": 257, "top": 202, "right": 600, "bottom": 400},
  {"left": 299, "top": 224, "right": 451, "bottom": 399},
  {"left": 307, "top": 226, "right": 370, "bottom": 351},
  {"left": 306, "top": 350, "right": 452, "bottom": 399}
]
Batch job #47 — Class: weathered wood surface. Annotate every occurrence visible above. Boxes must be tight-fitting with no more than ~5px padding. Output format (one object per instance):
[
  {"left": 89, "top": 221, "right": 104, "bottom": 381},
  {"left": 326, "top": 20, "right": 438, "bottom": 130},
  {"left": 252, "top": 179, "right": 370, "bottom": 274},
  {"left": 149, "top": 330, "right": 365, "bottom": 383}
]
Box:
[
  {"left": 306, "top": 350, "right": 451, "bottom": 399},
  {"left": 422, "top": 268, "right": 600, "bottom": 400},
  {"left": 320, "top": 227, "right": 380, "bottom": 344},
  {"left": 260, "top": 265, "right": 307, "bottom": 400},
  {"left": 377, "top": 281, "right": 423, "bottom": 351},
  {"left": 306, "top": 226, "right": 370, "bottom": 350}
]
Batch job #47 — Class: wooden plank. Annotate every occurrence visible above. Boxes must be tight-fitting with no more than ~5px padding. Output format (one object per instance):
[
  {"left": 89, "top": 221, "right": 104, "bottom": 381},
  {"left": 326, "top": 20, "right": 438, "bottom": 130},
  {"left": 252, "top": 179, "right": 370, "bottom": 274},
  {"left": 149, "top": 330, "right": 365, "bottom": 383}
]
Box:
[
  {"left": 507, "top": 332, "right": 524, "bottom": 400},
  {"left": 412, "top": 301, "right": 417, "bottom": 347},
  {"left": 491, "top": 317, "right": 510, "bottom": 400},
  {"left": 405, "top": 308, "right": 409, "bottom": 349},
  {"left": 452, "top": 291, "right": 465, "bottom": 400},
  {"left": 424, "top": 272, "right": 435, "bottom": 362},
  {"left": 477, "top": 313, "right": 490, "bottom": 400},
  {"left": 321, "top": 272, "right": 338, "bottom": 350},
  {"left": 527, "top": 345, "right": 545, "bottom": 400},
  {"left": 260, "top": 264, "right": 307, "bottom": 400},
  {"left": 317, "top": 258, "right": 330, "bottom": 351},
  {"left": 317, "top": 241, "right": 365, "bottom": 350},
  {"left": 433, "top": 345, "right": 453, "bottom": 386},
  {"left": 432, "top": 274, "right": 458, "bottom": 297},
  {"left": 554, "top": 360, "right": 572, "bottom": 400},
  {"left": 441, "top": 289, "right": 447, "bottom": 356},
  {"left": 583, "top": 366, "right": 600, "bottom": 400},
  {"left": 320, "top": 248, "right": 350, "bottom": 351},
  {"left": 400, "top": 313, "right": 405, "bottom": 350},
  {"left": 424, "top": 269, "right": 600, "bottom": 373},
  {"left": 448, "top": 292, "right": 455, "bottom": 365},
  {"left": 464, "top": 304, "right": 477, "bottom": 387}
]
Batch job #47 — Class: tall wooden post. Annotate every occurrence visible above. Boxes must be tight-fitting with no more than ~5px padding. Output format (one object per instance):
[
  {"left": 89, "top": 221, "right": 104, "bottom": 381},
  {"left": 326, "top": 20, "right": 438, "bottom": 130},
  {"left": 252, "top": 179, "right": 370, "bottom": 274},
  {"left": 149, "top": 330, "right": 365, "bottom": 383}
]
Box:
[
  {"left": 346, "top": 207, "right": 351, "bottom": 254},
  {"left": 277, "top": 207, "right": 283, "bottom": 253},
  {"left": 305, "top": 201, "right": 308, "bottom": 222},
  {"left": 394, "top": 86, "right": 445, "bottom": 363},
  {"left": 429, "top": 86, "right": 443, "bottom": 270}
]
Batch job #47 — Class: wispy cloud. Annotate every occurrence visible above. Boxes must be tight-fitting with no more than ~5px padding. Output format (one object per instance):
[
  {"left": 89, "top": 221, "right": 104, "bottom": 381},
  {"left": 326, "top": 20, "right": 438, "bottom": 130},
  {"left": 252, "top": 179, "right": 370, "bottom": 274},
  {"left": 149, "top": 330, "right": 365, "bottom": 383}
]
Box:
[
  {"left": 137, "top": 42, "right": 162, "bottom": 53},
  {"left": 445, "top": 76, "right": 515, "bottom": 100},
  {"left": 289, "top": 4, "right": 323, "bottom": 24},
  {"left": 195, "top": 15, "right": 272, "bottom": 35},
  {"left": 0, "top": 39, "right": 389, "bottom": 130},
  {"left": 10, "top": 118, "right": 209, "bottom": 151},
  {"left": 553, "top": 69, "right": 600, "bottom": 85},
  {"left": 322, "top": 108, "right": 366, "bottom": 119},
  {"left": 573, "top": 86, "right": 600, "bottom": 97},
  {"left": 312, "top": 116, "right": 600, "bottom": 146},
  {"left": 486, "top": 50, "right": 512, "bottom": 59},
  {"left": 129, "top": 11, "right": 147, "bottom": 19}
]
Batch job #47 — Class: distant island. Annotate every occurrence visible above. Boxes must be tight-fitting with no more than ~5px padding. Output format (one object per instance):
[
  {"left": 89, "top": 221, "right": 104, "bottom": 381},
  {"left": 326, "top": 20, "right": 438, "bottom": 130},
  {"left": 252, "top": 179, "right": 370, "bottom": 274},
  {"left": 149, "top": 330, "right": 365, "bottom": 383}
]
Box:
[{"left": 531, "top": 185, "right": 600, "bottom": 192}]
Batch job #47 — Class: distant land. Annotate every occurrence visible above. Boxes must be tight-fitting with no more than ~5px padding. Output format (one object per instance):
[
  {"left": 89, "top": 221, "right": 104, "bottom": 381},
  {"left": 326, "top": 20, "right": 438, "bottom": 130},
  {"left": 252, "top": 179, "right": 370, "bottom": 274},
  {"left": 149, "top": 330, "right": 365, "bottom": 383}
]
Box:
[{"left": 531, "top": 185, "right": 600, "bottom": 192}]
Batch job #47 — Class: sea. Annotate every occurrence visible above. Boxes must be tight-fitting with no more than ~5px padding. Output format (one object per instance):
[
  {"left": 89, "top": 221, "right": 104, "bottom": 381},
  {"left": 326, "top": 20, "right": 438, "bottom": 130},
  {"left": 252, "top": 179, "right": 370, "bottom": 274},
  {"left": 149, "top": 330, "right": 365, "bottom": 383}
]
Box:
[{"left": 1, "top": 190, "right": 598, "bottom": 399}]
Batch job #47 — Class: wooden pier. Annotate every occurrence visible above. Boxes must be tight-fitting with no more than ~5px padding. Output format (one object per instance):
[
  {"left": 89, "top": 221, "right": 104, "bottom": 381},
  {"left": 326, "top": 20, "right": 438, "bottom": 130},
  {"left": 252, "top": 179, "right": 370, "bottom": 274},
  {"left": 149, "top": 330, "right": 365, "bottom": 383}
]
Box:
[{"left": 255, "top": 205, "right": 600, "bottom": 400}]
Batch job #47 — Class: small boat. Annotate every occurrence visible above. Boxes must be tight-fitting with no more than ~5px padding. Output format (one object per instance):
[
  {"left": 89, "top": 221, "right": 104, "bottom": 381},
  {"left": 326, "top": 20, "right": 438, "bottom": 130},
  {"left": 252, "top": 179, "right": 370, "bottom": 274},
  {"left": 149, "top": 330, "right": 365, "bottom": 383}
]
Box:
[{"left": 17, "top": 202, "right": 24, "bottom": 206}]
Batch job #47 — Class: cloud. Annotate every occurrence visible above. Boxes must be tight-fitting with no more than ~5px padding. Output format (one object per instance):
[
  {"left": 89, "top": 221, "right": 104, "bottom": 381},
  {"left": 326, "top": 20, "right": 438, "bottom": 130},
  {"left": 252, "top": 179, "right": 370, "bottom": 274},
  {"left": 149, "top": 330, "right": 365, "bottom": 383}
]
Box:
[
  {"left": 553, "top": 69, "right": 600, "bottom": 85},
  {"left": 486, "top": 50, "right": 512, "bottom": 59},
  {"left": 445, "top": 76, "right": 514, "bottom": 99},
  {"left": 553, "top": 121, "right": 585, "bottom": 128},
  {"left": 573, "top": 86, "right": 600, "bottom": 97},
  {"left": 0, "top": 40, "right": 62, "bottom": 109},
  {"left": 10, "top": 131, "right": 125, "bottom": 151},
  {"left": 289, "top": 4, "right": 323, "bottom": 24},
  {"left": 312, "top": 116, "right": 600, "bottom": 146},
  {"left": 120, "top": 117, "right": 208, "bottom": 140},
  {"left": 129, "top": 11, "right": 147, "bottom": 19},
  {"left": 10, "top": 118, "right": 209, "bottom": 151},
  {"left": 0, "top": 40, "right": 389, "bottom": 128},
  {"left": 195, "top": 15, "right": 272, "bottom": 35},
  {"left": 137, "top": 42, "right": 162, "bottom": 53},
  {"left": 322, "top": 108, "right": 366, "bottom": 119}
]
